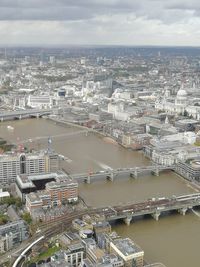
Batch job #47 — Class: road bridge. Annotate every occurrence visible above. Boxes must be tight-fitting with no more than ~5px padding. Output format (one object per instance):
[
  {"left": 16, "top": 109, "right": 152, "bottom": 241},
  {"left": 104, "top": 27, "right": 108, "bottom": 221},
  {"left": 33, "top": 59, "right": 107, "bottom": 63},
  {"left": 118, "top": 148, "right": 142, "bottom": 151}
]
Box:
[
  {"left": 71, "top": 165, "right": 174, "bottom": 183},
  {"left": 0, "top": 109, "right": 52, "bottom": 121}
]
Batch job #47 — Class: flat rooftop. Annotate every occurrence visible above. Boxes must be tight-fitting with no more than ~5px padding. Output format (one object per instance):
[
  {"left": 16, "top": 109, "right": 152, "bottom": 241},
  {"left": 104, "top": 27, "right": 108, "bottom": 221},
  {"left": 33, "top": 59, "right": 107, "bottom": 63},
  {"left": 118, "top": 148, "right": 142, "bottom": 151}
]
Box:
[
  {"left": 177, "top": 119, "right": 198, "bottom": 124},
  {"left": 112, "top": 238, "right": 143, "bottom": 256},
  {"left": 66, "top": 243, "right": 84, "bottom": 253},
  {"left": 17, "top": 171, "right": 74, "bottom": 190}
]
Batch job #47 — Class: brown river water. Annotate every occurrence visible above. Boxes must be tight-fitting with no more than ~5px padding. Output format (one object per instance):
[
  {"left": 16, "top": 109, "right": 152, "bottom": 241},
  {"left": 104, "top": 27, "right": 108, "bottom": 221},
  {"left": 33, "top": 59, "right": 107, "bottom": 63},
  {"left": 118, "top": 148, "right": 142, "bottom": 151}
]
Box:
[{"left": 0, "top": 118, "right": 200, "bottom": 267}]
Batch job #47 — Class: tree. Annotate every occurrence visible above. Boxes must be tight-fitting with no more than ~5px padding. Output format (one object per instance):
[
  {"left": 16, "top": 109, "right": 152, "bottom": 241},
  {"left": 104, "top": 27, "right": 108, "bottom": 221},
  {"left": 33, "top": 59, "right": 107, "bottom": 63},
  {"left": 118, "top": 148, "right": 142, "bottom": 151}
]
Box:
[
  {"left": 183, "top": 110, "right": 189, "bottom": 117},
  {"left": 15, "top": 197, "right": 23, "bottom": 208},
  {"left": 0, "top": 196, "right": 22, "bottom": 207},
  {"left": 22, "top": 212, "right": 32, "bottom": 224},
  {"left": 0, "top": 214, "right": 8, "bottom": 225}
]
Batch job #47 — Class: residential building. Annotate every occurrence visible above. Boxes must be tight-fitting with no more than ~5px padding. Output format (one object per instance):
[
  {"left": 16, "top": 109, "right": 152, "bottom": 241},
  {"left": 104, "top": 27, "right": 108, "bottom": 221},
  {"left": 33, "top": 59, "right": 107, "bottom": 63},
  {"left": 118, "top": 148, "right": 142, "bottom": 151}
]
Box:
[
  {"left": 46, "top": 178, "right": 78, "bottom": 205},
  {"left": 25, "top": 172, "right": 78, "bottom": 213}
]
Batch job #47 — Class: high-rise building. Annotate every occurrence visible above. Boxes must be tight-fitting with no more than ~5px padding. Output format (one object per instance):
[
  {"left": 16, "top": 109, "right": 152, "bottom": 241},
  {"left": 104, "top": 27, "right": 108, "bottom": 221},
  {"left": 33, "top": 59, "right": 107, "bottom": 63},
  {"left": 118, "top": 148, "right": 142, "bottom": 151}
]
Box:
[
  {"left": 0, "top": 151, "right": 59, "bottom": 185},
  {"left": 49, "top": 56, "right": 56, "bottom": 64},
  {"left": 0, "top": 220, "right": 28, "bottom": 252}
]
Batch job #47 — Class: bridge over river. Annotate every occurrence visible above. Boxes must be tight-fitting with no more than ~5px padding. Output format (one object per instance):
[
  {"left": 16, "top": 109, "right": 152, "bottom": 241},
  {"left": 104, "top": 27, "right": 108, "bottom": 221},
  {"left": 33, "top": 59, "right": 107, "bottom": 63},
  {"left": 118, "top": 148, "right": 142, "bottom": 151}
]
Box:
[
  {"left": 71, "top": 165, "right": 174, "bottom": 183},
  {"left": 94, "top": 192, "right": 200, "bottom": 225},
  {"left": 8, "top": 193, "right": 200, "bottom": 266},
  {"left": 0, "top": 108, "right": 52, "bottom": 121}
]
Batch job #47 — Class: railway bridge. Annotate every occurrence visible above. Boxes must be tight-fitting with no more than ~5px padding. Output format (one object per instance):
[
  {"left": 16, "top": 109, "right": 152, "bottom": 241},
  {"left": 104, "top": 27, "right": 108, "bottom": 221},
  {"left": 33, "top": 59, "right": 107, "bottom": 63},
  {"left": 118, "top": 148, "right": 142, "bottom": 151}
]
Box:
[
  {"left": 9, "top": 193, "right": 200, "bottom": 266},
  {"left": 101, "top": 193, "right": 200, "bottom": 225}
]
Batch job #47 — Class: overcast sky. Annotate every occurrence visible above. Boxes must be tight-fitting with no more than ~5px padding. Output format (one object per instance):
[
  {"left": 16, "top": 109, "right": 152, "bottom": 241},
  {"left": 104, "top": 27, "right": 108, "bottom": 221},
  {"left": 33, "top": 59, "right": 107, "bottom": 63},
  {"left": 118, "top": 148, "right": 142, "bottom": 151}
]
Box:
[{"left": 1, "top": 0, "right": 200, "bottom": 46}]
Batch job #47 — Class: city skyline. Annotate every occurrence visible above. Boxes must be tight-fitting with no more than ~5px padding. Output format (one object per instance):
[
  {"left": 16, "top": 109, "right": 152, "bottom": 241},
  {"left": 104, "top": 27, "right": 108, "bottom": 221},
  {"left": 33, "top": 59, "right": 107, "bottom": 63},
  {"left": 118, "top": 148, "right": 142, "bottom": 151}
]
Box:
[
  {"left": 1, "top": 34, "right": 200, "bottom": 266},
  {"left": 1, "top": 0, "right": 200, "bottom": 46}
]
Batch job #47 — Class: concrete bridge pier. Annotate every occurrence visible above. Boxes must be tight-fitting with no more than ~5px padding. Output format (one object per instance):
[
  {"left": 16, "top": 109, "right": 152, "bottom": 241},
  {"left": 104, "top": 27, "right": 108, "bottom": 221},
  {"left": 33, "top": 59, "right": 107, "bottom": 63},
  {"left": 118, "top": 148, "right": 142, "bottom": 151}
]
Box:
[
  {"left": 178, "top": 207, "right": 188, "bottom": 216},
  {"left": 152, "top": 168, "right": 160, "bottom": 176},
  {"left": 19, "top": 115, "right": 22, "bottom": 120},
  {"left": 86, "top": 176, "right": 91, "bottom": 184},
  {"left": 1, "top": 117, "right": 3, "bottom": 122},
  {"left": 110, "top": 172, "right": 114, "bottom": 182},
  {"left": 152, "top": 211, "right": 161, "bottom": 221},
  {"left": 106, "top": 172, "right": 114, "bottom": 182},
  {"left": 124, "top": 215, "right": 132, "bottom": 226},
  {"left": 36, "top": 113, "right": 40, "bottom": 118},
  {"left": 130, "top": 170, "right": 138, "bottom": 178}
]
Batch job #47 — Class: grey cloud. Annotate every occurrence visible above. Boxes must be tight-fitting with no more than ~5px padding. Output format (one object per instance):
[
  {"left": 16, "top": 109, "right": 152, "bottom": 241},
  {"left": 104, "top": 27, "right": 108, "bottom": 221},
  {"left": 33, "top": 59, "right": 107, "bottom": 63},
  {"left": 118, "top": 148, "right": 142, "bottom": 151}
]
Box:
[
  {"left": 0, "top": 0, "right": 140, "bottom": 20},
  {"left": 0, "top": 13, "right": 200, "bottom": 46},
  {"left": 0, "top": 6, "right": 93, "bottom": 21},
  {"left": 0, "top": 0, "right": 198, "bottom": 24},
  {"left": 165, "top": 0, "right": 200, "bottom": 10}
]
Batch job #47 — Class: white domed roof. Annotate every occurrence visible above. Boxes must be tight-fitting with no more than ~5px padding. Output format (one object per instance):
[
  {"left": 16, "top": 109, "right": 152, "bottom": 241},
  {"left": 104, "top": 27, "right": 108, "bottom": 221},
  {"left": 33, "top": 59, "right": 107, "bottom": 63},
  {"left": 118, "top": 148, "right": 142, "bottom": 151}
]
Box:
[{"left": 177, "top": 89, "right": 187, "bottom": 97}]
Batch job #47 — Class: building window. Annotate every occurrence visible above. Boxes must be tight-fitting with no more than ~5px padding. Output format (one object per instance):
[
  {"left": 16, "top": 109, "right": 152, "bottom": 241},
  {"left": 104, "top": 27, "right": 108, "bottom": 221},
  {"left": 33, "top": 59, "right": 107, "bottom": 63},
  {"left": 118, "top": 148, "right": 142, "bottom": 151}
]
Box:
[{"left": 20, "top": 155, "right": 26, "bottom": 174}]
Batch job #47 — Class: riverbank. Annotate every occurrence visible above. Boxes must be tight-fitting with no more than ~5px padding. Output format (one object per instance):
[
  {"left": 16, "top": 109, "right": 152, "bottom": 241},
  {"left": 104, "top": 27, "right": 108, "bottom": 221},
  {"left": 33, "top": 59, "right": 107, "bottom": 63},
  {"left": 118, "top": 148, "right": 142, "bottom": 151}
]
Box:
[
  {"left": 175, "top": 172, "right": 200, "bottom": 192},
  {"left": 103, "top": 136, "right": 119, "bottom": 145},
  {"left": 48, "top": 116, "right": 200, "bottom": 193},
  {"left": 47, "top": 116, "right": 119, "bottom": 146},
  {"left": 47, "top": 116, "right": 91, "bottom": 130},
  {"left": 0, "top": 117, "right": 199, "bottom": 266}
]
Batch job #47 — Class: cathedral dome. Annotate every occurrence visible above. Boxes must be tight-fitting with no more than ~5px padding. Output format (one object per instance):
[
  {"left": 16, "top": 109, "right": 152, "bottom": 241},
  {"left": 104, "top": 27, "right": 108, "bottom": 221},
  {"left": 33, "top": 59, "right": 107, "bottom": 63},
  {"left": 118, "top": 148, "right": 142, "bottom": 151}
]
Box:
[
  {"left": 175, "top": 87, "right": 188, "bottom": 106},
  {"left": 177, "top": 89, "right": 187, "bottom": 97}
]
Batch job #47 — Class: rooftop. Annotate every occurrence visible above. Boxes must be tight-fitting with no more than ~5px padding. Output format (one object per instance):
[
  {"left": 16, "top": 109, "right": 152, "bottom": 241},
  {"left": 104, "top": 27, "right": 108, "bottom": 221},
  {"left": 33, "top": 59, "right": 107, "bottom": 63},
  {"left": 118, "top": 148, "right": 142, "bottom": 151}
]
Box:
[
  {"left": 112, "top": 238, "right": 143, "bottom": 256},
  {"left": 177, "top": 119, "right": 198, "bottom": 124},
  {"left": 17, "top": 171, "right": 73, "bottom": 189},
  {"left": 65, "top": 243, "right": 84, "bottom": 253}
]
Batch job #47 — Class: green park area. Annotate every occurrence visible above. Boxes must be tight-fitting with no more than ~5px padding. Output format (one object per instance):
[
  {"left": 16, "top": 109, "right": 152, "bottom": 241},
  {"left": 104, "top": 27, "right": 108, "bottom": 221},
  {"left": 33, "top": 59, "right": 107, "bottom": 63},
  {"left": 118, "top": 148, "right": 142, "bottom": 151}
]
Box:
[
  {"left": 0, "top": 196, "right": 22, "bottom": 207},
  {"left": 27, "top": 245, "right": 60, "bottom": 264},
  {"left": 0, "top": 138, "right": 14, "bottom": 152}
]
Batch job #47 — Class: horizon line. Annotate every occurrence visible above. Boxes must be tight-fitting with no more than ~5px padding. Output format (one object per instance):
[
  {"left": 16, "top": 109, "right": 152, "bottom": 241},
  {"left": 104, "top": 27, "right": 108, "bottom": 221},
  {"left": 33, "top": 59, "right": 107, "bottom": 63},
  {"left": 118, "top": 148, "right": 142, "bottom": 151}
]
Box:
[{"left": 1, "top": 44, "right": 200, "bottom": 49}]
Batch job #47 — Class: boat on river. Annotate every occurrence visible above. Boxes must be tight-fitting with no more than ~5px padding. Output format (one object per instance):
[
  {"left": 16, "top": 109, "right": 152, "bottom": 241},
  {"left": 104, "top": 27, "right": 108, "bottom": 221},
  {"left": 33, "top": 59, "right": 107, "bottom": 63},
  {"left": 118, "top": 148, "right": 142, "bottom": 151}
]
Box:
[{"left": 7, "top": 125, "right": 14, "bottom": 131}]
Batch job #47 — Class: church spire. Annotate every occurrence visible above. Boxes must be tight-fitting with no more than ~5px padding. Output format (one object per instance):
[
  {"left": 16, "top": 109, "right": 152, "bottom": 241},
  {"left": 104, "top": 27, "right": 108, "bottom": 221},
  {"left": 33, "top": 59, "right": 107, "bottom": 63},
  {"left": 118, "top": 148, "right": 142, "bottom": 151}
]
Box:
[{"left": 165, "top": 115, "right": 169, "bottom": 124}]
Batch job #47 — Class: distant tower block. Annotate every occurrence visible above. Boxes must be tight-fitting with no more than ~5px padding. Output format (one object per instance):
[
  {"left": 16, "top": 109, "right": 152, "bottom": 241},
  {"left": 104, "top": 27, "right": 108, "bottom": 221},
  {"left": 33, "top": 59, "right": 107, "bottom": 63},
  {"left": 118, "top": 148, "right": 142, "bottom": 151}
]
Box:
[
  {"left": 4, "top": 47, "right": 7, "bottom": 60},
  {"left": 47, "top": 137, "right": 52, "bottom": 152}
]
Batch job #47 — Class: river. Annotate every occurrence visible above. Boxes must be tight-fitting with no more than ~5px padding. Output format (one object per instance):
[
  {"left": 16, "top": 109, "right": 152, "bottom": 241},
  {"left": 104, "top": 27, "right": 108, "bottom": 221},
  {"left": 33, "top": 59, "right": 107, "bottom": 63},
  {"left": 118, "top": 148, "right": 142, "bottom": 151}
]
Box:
[{"left": 0, "top": 118, "right": 199, "bottom": 267}]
